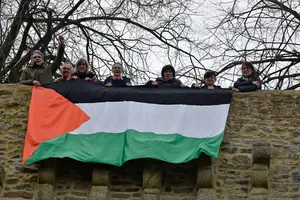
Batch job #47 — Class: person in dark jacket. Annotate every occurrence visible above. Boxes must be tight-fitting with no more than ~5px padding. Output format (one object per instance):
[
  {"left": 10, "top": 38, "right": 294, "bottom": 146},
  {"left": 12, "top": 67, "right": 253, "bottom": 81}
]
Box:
[
  {"left": 191, "top": 70, "right": 222, "bottom": 89},
  {"left": 19, "top": 36, "right": 65, "bottom": 85},
  {"left": 232, "top": 61, "right": 261, "bottom": 92},
  {"left": 146, "top": 65, "right": 186, "bottom": 88},
  {"left": 72, "top": 58, "right": 97, "bottom": 82},
  {"left": 103, "top": 62, "right": 131, "bottom": 87}
]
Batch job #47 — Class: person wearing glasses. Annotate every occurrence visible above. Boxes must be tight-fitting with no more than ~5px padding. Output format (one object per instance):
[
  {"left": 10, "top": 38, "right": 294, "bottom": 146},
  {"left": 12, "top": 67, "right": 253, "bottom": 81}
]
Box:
[
  {"left": 191, "top": 70, "right": 221, "bottom": 89},
  {"left": 103, "top": 62, "right": 131, "bottom": 87},
  {"left": 232, "top": 61, "right": 261, "bottom": 92},
  {"left": 19, "top": 36, "right": 65, "bottom": 86}
]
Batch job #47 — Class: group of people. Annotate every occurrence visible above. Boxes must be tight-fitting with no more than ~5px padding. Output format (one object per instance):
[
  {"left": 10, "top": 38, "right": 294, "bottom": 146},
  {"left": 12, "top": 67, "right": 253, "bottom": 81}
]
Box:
[{"left": 19, "top": 36, "right": 262, "bottom": 92}]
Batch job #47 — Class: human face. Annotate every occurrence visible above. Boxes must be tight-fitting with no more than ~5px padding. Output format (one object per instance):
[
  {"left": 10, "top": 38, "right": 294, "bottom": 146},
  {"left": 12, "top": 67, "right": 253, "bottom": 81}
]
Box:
[
  {"left": 61, "top": 64, "right": 72, "bottom": 78},
  {"left": 31, "top": 53, "right": 44, "bottom": 66},
  {"left": 163, "top": 69, "right": 173, "bottom": 80},
  {"left": 204, "top": 75, "right": 216, "bottom": 86},
  {"left": 242, "top": 64, "right": 253, "bottom": 77},
  {"left": 112, "top": 64, "right": 122, "bottom": 77},
  {"left": 77, "top": 62, "right": 87, "bottom": 73}
]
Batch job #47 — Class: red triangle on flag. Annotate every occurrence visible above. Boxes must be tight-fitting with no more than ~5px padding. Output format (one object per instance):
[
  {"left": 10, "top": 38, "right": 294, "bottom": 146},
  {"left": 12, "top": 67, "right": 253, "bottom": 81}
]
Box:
[{"left": 22, "top": 86, "right": 90, "bottom": 166}]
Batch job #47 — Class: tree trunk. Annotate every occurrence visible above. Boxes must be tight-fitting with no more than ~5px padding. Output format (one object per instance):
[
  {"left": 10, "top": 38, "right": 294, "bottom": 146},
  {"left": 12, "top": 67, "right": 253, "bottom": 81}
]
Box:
[{"left": 0, "top": 0, "right": 31, "bottom": 82}]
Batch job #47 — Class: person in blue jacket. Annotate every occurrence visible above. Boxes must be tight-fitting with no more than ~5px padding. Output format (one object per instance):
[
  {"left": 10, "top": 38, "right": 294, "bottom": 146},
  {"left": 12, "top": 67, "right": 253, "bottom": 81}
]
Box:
[
  {"left": 104, "top": 62, "right": 131, "bottom": 87},
  {"left": 232, "top": 61, "right": 261, "bottom": 92}
]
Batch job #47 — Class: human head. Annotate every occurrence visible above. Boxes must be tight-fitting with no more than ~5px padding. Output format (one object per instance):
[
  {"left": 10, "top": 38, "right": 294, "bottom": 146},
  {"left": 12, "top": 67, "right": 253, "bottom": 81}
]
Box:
[
  {"left": 30, "top": 50, "right": 44, "bottom": 66},
  {"left": 60, "top": 63, "right": 73, "bottom": 78},
  {"left": 241, "top": 61, "right": 255, "bottom": 78},
  {"left": 112, "top": 62, "right": 123, "bottom": 77},
  {"left": 76, "top": 58, "right": 89, "bottom": 73},
  {"left": 203, "top": 70, "right": 217, "bottom": 86},
  {"left": 161, "top": 65, "right": 175, "bottom": 81}
]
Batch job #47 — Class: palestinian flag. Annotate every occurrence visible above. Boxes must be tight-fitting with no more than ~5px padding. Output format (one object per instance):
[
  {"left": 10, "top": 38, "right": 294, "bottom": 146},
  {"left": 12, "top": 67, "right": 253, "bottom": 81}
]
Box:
[{"left": 22, "top": 80, "right": 232, "bottom": 166}]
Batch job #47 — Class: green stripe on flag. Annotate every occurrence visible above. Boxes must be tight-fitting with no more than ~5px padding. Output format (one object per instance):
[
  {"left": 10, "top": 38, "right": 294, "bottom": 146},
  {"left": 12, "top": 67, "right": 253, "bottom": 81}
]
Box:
[{"left": 25, "top": 130, "right": 224, "bottom": 166}]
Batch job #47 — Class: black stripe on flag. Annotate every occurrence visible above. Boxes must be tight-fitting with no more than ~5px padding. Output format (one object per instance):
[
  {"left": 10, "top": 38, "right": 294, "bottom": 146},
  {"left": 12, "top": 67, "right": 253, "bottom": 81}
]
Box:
[{"left": 43, "top": 79, "right": 232, "bottom": 105}]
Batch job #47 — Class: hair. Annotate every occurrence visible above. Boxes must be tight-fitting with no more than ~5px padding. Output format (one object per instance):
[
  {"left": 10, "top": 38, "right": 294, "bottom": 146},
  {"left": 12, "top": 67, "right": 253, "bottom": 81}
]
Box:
[
  {"left": 161, "top": 64, "right": 175, "bottom": 78},
  {"left": 204, "top": 70, "right": 217, "bottom": 79},
  {"left": 75, "top": 58, "right": 89, "bottom": 71},
  {"left": 112, "top": 62, "right": 123, "bottom": 69},
  {"left": 31, "top": 50, "right": 44, "bottom": 58},
  {"left": 242, "top": 61, "right": 259, "bottom": 78},
  {"left": 61, "top": 62, "right": 74, "bottom": 69}
]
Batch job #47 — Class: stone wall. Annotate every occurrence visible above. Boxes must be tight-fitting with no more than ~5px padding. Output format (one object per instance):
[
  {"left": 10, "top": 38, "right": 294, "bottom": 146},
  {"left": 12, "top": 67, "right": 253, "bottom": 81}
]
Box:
[{"left": 0, "top": 84, "right": 300, "bottom": 200}]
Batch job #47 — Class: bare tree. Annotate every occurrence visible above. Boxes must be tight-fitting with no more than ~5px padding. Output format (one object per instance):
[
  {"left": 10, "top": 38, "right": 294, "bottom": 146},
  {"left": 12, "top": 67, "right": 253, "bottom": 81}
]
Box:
[
  {"left": 0, "top": 0, "right": 207, "bottom": 84},
  {"left": 203, "top": 0, "right": 300, "bottom": 90}
]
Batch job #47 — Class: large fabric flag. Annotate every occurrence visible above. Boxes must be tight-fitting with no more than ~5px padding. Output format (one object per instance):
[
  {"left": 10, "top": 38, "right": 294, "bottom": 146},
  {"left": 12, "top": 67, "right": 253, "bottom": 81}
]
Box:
[{"left": 22, "top": 80, "right": 232, "bottom": 166}]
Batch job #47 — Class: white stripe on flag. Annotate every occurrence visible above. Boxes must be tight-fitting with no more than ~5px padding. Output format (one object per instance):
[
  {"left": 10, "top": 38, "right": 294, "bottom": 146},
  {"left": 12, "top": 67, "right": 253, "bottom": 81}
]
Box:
[{"left": 70, "top": 101, "right": 230, "bottom": 138}]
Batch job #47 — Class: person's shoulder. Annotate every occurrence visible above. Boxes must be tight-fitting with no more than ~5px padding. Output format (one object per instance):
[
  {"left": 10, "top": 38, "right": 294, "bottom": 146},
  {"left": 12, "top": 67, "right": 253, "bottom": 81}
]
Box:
[
  {"left": 155, "top": 77, "right": 164, "bottom": 82},
  {"left": 235, "top": 77, "right": 245, "bottom": 82},
  {"left": 105, "top": 75, "right": 113, "bottom": 80},
  {"left": 251, "top": 75, "right": 261, "bottom": 81},
  {"left": 72, "top": 71, "right": 78, "bottom": 76},
  {"left": 174, "top": 78, "right": 182, "bottom": 84},
  {"left": 86, "top": 71, "right": 95, "bottom": 76},
  {"left": 54, "top": 77, "right": 62, "bottom": 82}
]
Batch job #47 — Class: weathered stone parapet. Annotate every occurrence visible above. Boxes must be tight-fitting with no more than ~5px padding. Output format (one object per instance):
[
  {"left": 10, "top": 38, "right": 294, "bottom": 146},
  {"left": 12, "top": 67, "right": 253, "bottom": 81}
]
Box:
[{"left": 1, "top": 85, "right": 300, "bottom": 200}]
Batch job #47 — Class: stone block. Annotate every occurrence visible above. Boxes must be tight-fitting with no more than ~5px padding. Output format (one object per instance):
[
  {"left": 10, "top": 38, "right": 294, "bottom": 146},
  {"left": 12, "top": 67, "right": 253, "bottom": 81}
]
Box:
[
  {"left": 38, "top": 159, "right": 57, "bottom": 184},
  {"left": 143, "top": 165, "right": 161, "bottom": 189},
  {"left": 144, "top": 188, "right": 160, "bottom": 194},
  {"left": 250, "top": 187, "right": 268, "bottom": 200},
  {"left": 89, "top": 186, "right": 108, "bottom": 200},
  {"left": 197, "top": 189, "right": 214, "bottom": 200},
  {"left": 35, "top": 184, "right": 54, "bottom": 200},
  {"left": 92, "top": 168, "right": 110, "bottom": 186},
  {"left": 143, "top": 193, "right": 160, "bottom": 200},
  {"left": 252, "top": 142, "right": 270, "bottom": 166},
  {"left": 197, "top": 154, "right": 213, "bottom": 188},
  {"left": 252, "top": 164, "right": 268, "bottom": 188}
]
